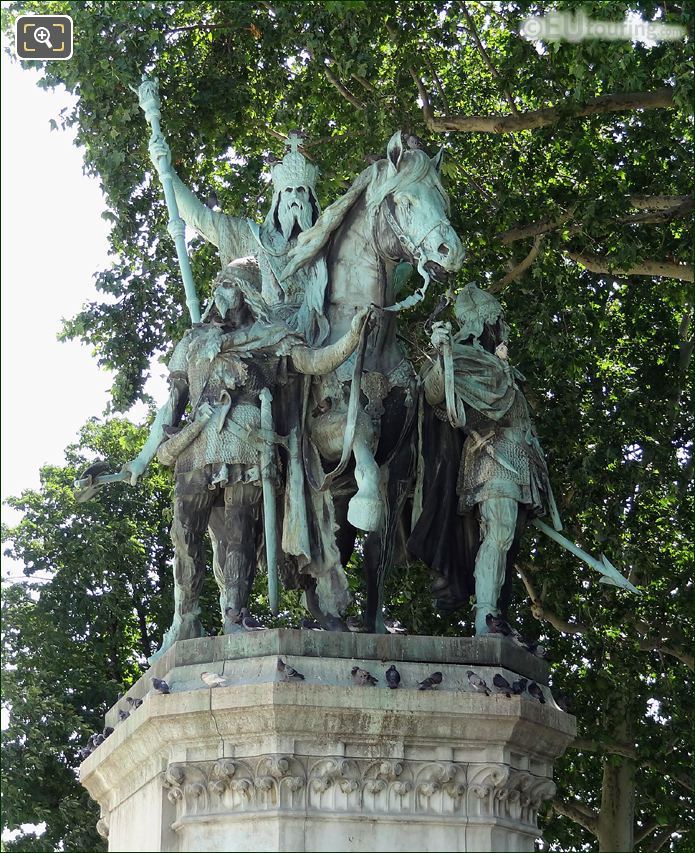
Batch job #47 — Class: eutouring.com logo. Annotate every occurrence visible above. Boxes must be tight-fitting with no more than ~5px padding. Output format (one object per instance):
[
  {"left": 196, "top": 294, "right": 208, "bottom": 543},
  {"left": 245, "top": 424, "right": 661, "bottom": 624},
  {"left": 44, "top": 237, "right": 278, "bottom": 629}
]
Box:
[{"left": 16, "top": 15, "right": 73, "bottom": 60}]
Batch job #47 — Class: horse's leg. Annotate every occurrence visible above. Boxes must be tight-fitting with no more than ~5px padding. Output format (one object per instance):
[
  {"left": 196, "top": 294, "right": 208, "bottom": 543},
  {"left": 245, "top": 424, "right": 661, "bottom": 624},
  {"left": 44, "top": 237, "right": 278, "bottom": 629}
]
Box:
[
  {"left": 346, "top": 411, "right": 383, "bottom": 532},
  {"left": 333, "top": 490, "right": 358, "bottom": 567},
  {"left": 362, "top": 403, "right": 416, "bottom": 633}
]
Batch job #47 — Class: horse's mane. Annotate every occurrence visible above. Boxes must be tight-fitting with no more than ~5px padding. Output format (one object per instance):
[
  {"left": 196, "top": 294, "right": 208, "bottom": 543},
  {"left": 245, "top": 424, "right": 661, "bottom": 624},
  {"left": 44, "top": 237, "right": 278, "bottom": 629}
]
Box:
[{"left": 281, "top": 149, "right": 443, "bottom": 280}]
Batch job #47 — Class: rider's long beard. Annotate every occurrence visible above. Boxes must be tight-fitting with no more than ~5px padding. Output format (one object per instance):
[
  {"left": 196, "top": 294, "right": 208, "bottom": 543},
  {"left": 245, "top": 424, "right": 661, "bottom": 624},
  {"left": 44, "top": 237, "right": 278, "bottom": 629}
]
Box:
[{"left": 277, "top": 197, "right": 313, "bottom": 242}]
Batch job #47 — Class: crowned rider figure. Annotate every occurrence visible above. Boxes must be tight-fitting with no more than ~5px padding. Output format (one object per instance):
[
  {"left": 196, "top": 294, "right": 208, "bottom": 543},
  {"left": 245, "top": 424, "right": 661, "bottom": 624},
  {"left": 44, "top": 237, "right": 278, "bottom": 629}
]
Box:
[{"left": 148, "top": 131, "right": 329, "bottom": 344}]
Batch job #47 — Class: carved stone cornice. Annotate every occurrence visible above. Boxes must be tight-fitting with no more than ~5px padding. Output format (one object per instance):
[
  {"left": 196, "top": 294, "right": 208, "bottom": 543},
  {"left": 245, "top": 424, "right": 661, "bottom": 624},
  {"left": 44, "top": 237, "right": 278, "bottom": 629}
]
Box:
[{"left": 160, "top": 755, "right": 556, "bottom": 828}]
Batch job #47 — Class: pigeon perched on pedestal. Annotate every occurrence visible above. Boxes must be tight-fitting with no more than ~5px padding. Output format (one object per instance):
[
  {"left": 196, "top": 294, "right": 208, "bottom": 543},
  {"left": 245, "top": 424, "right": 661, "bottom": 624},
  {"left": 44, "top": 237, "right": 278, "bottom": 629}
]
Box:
[
  {"left": 485, "top": 613, "right": 513, "bottom": 636},
  {"left": 240, "top": 608, "right": 265, "bottom": 631},
  {"left": 351, "top": 666, "right": 378, "bottom": 686},
  {"left": 528, "top": 682, "right": 546, "bottom": 704},
  {"left": 418, "top": 671, "right": 443, "bottom": 691},
  {"left": 201, "top": 671, "right": 228, "bottom": 688},
  {"left": 277, "top": 658, "right": 305, "bottom": 681},
  {"left": 493, "top": 674, "right": 513, "bottom": 697},
  {"left": 151, "top": 677, "right": 170, "bottom": 694},
  {"left": 125, "top": 696, "right": 143, "bottom": 710},
  {"left": 300, "top": 618, "right": 323, "bottom": 631},
  {"left": 511, "top": 678, "right": 528, "bottom": 696},
  {"left": 117, "top": 709, "right": 130, "bottom": 722},
  {"left": 385, "top": 665, "right": 401, "bottom": 689},
  {"left": 384, "top": 618, "right": 408, "bottom": 635},
  {"left": 466, "top": 670, "right": 491, "bottom": 695}
]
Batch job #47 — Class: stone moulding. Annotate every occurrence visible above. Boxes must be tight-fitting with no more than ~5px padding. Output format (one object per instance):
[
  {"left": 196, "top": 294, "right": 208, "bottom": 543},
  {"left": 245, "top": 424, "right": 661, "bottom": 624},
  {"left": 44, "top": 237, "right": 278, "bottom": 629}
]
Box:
[{"left": 158, "top": 755, "right": 556, "bottom": 826}]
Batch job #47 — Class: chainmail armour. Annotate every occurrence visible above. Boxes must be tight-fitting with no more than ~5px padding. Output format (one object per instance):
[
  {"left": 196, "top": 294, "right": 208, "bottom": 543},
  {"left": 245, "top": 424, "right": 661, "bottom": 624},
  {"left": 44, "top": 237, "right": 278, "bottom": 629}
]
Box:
[
  {"left": 457, "top": 389, "right": 550, "bottom": 513},
  {"left": 167, "top": 327, "right": 280, "bottom": 482}
]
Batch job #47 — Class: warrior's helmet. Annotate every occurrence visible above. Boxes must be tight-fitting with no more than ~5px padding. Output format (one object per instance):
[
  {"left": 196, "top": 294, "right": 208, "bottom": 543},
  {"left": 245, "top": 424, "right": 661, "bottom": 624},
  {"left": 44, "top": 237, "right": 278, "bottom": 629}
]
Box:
[{"left": 454, "top": 283, "right": 509, "bottom": 347}]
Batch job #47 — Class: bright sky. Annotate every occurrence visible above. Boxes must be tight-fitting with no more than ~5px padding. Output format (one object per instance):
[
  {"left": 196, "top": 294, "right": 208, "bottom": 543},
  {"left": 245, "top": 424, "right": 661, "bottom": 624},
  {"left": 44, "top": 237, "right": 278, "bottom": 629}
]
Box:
[
  {"left": 1, "top": 50, "right": 113, "bottom": 518},
  {"left": 0, "top": 46, "right": 171, "bottom": 565}
]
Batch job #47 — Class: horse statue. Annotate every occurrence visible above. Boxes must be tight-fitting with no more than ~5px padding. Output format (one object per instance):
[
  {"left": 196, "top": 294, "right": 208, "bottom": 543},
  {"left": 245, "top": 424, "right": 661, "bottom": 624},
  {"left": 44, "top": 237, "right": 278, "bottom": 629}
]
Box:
[{"left": 282, "top": 131, "right": 465, "bottom": 632}]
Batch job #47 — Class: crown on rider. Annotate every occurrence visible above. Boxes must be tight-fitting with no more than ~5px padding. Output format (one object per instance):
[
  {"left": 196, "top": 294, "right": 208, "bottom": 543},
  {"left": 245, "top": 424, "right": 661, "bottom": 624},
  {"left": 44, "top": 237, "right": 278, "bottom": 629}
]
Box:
[{"left": 271, "top": 131, "right": 319, "bottom": 192}]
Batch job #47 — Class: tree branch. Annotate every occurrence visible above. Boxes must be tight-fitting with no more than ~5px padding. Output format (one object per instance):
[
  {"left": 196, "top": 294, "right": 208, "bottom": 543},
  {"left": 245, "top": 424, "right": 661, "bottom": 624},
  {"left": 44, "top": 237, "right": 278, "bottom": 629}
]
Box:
[
  {"left": 637, "top": 638, "right": 694, "bottom": 670},
  {"left": 629, "top": 194, "right": 691, "bottom": 210},
  {"left": 351, "top": 72, "right": 377, "bottom": 94},
  {"left": 323, "top": 65, "right": 366, "bottom": 111},
  {"left": 570, "top": 738, "right": 637, "bottom": 759},
  {"left": 498, "top": 197, "right": 691, "bottom": 244},
  {"left": 565, "top": 251, "right": 694, "bottom": 282},
  {"left": 410, "top": 69, "right": 435, "bottom": 126},
  {"left": 646, "top": 827, "right": 682, "bottom": 852},
  {"left": 459, "top": 1, "right": 519, "bottom": 114},
  {"left": 498, "top": 211, "right": 574, "bottom": 244},
  {"left": 516, "top": 564, "right": 589, "bottom": 634},
  {"left": 421, "top": 88, "right": 675, "bottom": 133},
  {"left": 634, "top": 818, "right": 661, "bottom": 846},
  {"left": 490, "top": 235, "right": 544, "bottom": 293},
  {"left": 552, "top": 798, "right": 599, "bottom": 835}
]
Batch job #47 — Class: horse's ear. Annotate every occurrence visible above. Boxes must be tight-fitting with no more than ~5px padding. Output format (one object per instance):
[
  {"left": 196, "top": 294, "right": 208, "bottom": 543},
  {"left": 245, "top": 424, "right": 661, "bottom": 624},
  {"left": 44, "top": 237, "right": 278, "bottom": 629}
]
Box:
[
  {"left": 386, "top": 131, "right": 404, "bottom": 173},
  {"left": 431, "top": 146, "right": 445, "bottom": 174}
]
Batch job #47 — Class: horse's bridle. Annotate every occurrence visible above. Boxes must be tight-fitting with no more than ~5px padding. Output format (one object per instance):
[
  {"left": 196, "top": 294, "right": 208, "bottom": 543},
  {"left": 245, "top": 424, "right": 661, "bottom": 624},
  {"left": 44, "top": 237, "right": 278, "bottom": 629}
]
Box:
[{"left": 375, "top": 195, "right": 450, "bottom": 312}]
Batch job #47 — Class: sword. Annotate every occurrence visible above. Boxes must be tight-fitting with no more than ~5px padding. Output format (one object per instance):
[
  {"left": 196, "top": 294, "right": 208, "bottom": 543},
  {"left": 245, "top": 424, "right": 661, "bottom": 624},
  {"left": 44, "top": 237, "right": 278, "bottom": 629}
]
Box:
[
  {"left": 259, "top": 388, "right": 279, "bottom": 615},
  {"left": 74, "top": 469, "right": 130, "bottom": 503},
  {"left": 532, "top": 519, "right": 640, "bottom": 594}
]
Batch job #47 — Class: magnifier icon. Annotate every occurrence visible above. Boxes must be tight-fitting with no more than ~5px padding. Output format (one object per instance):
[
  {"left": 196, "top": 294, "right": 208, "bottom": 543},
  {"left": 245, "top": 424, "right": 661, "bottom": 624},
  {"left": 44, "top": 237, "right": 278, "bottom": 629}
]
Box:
[{"left": 34, "top": 26, "right": 53, "bottom": 49}]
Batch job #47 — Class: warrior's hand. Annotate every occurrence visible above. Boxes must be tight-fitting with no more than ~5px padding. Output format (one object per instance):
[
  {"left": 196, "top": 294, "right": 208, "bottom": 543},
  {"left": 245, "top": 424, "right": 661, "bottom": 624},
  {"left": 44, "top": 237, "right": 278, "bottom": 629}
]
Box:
[
  {"left": 195, "top": 401, "right": 215, "bottom": 422},
  {"left": 351, "top": 306, "right": 371, "bottom": 335},
  {"left": 148, "top": 133, "right": 172, "bottom": 171},
  {"left": 430, "top": 321, "right": 451, "bottom": 352},
  {"left": 121, "top": 457, "right": 148, "bottom": 487}
]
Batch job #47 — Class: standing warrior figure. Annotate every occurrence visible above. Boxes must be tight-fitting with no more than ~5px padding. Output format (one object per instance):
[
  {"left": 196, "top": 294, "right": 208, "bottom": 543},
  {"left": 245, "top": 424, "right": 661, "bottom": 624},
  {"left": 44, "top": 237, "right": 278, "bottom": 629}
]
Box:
[
  {"left": 124, "top": 275, "right": 369, "bottom": 662},
  {"left": 409, "top": 284, "right": 562, "bottom": 636},
  {"left": 148, "top": 130, "right": 329, "bottom": 344}
]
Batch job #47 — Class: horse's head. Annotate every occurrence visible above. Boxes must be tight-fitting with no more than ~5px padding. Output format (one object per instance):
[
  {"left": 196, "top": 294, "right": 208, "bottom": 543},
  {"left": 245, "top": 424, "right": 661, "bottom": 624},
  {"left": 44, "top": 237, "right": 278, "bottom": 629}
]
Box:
[{"left": 368, "top": 131, "right": 465, "bottom": 283}]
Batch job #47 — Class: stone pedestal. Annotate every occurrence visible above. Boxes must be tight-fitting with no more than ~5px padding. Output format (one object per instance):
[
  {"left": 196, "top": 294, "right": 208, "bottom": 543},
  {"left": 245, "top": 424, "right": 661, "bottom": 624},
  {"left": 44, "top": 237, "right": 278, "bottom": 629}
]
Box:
[{"left": 80, "top": 631, "right": 575, "bottom": 852}]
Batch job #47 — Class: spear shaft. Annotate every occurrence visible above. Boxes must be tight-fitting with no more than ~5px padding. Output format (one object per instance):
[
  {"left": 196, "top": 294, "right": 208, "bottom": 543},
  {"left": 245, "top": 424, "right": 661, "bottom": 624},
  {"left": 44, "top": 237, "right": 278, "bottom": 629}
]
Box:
[{"left": 135, "top": 77, "right": 201, "bottom": 324}]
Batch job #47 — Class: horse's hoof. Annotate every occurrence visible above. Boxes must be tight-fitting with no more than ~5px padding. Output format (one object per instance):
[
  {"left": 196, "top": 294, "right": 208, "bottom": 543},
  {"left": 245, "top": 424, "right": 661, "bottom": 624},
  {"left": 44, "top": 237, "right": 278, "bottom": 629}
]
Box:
[{"left": 347, "top": 494, "right": 383, "bottom": 531}]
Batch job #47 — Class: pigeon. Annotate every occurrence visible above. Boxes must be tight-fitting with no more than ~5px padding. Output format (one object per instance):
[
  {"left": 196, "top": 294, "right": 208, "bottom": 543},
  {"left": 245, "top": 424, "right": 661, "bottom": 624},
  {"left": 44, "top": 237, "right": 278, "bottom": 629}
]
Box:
[
  {"left": 385, "top": 665, "right": 401, "bottom": 689},
  {"left": 151, "top": 677, "right": 170, "bottom": 694},
  {"left": 92, "top": 733, "right": 105, "bottom": 748},
  {"left": 384, "top": 618, "right": 408, "bottom": 635},
  {"left": 485, "top": 613, "right": 513, "bottom": 636},
  {"left": 554, "top": 691, "right": 570, "bottom": 712},
  {"left": 240, "top": 608, "right": 265, "bottom": 631},
  {"left": 525, "top": 641, "right": 547, "bottom": 659},
  {"left": 466, "top": 670, "right": 491, "bottom": 695},
  {"left": 125, "top": 696, "right": 143, "bottom": 710},
  {"left": 117, "top": 709, "right": 130, "bottom": 722},
  {"left": 493, "top": 674, "right": 513, "bottom": 697},
  {"left": 418, "top": 671, "right": 443, "bottom": 691},
  {"left": 528, "top": 682, "right": 546, "bottom": 704},
  {"left": 201, "top": 671, "right": 228, "bottom": 688},
  {"left": 300, "top": 617, "right": 323, "bottom": 631},
  {"left": 351, "top": 666, "right": 378, "bottom": 687},
  {"left": 346, "top": 616, "right": 365, "bottom": 633},
  {"left": 205, "top": 191, "right": 219, "bottom": 210},
  {"left": 78, "top": 746, "right": 93, "bottom": 761},
  {"left": 511, "top": 678, "right": 528, "bottom": 695},
  {"left": 103, "top": 726, "right": 114, "bottom": 739},
  {"left": 277, "top": 658, "right": 305, "bottom": 681}
]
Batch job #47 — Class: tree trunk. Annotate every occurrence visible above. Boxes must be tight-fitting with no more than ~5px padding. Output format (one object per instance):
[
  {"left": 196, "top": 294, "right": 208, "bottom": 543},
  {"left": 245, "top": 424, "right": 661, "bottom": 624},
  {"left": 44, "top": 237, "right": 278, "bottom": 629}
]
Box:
[{"left": 597, "top": 720, "right": 636, "bottom": 852}]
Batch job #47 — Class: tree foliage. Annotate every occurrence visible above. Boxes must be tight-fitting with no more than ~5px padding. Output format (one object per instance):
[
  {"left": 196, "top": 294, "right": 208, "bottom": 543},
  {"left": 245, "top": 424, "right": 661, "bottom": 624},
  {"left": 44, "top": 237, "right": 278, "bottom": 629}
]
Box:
[{"left": 2, "top": 2, "right": 693, "bottom": 851}]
